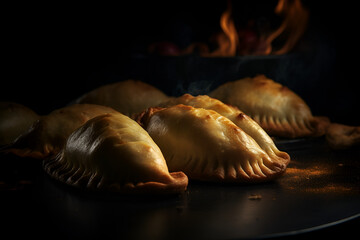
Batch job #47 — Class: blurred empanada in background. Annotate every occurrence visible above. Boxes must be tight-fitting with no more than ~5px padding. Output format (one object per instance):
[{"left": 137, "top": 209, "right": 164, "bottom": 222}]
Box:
[
  {"left": 75, "top": 79, "right": 171, "bottom": 117},
  {"left": 0, "top": 102, "right": 39, "bottom": 146},
  {"left": 209, "top": 74, "right": 330, "bottom": 138}
]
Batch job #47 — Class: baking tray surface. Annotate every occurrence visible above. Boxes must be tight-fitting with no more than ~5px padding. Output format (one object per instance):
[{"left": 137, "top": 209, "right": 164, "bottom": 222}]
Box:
[{"left": 1, "top": 138, "right": 359, "bottom": 239}]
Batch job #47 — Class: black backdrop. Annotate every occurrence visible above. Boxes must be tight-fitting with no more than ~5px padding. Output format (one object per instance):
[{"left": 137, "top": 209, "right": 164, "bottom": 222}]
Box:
[{"left": 2, "top": 1, "right": 359, "bottom": 125}]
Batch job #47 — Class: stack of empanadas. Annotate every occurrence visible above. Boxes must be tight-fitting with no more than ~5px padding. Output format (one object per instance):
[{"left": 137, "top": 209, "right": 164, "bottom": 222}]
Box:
[
  {"left": 2, "top": 74, "right": 355, "bottom": 195},
  {"left": 43, "top": 112, "right": 188, "bottom": 194},
  {"left": 1, "top": 102, "right": 189, "bottom": 194},
  {"left": 2, "top": 78, "right": 303, "bottom": 195}
]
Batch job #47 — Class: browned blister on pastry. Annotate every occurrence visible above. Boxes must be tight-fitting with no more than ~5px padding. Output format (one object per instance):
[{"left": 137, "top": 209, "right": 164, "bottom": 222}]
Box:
[
  {"left": 209, "top": 75, "right": 330, "bottom": 138},
  {"left": 43, "top": 112, "right": 188, "bottom": 194},
  {"left": 137, "top": 104, "right": 290, "bottom": 183},
  {"left": 158, "top": 93, "right": 290, "bottom": 161},
  {"left": 326, "top": 123, "right": 360, "bottom": 150},
  {"left": 2, "top": 104, "right": 118, "bottom": 159},
  {"left": 75, "top": 79, "right": 171, "bottom": 117},
  {"left": 0, "top": 102, "right": 39, "bottom": 146}
]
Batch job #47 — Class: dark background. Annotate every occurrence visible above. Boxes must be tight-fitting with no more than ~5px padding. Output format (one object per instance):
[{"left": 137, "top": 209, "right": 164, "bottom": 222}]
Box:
[
  {"left": 1, "top": 1, "right": 359, "bottom": 238},
  {"left": 1, "top": 1, "right": 359, "bottom": 125}
]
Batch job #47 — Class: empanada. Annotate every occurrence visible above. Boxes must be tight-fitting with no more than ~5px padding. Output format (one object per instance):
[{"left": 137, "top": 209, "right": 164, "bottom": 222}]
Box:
[
  {"left": 326, "top": 123, "right": 360, "bottom": 150},
  {"left": 0, "top": 102, "right": 39, "bottom": 146},
  {"left": 43, "top": 112, "right": 188, "bottom": 194},
  {"left": 158, "top": 94, "right": 289, "bottom": 161},
  {"left": 137, "top": 104, "right": 290, "bottom": 182},
  {"left": 75, "top": 79, "right": 171, "bottom": 117},
  {"left": 2, "top": 104, "right": 118, "bottom": 159},
  {"left": 209, "top": 74, "right": 329, "bottom": 138}
]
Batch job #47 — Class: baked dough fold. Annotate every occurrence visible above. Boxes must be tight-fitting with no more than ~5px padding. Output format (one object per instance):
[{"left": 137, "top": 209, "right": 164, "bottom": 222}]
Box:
[
  {"left": 43, "top": 112, "right": 188, "bottom": 194},
  {"left": 209, "top": 75, "right": 329, "bottom": 138},
  {"left": 137, "top": 104, "right": 290, "bottom": 182}
]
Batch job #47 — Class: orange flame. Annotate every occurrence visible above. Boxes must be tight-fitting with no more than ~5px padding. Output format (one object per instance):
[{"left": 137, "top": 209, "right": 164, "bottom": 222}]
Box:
[
  {"left": 263, "top": 0, "right": 309, "bottom": 55},
  {"left": 207, "top": 1, "right": 239, "bottom": 57},
  {"left": 152, "top": 0, "right": 309, "bottom": 57},
  {"left": 207, "top": 0, "right": 308, "bottom": 56}
]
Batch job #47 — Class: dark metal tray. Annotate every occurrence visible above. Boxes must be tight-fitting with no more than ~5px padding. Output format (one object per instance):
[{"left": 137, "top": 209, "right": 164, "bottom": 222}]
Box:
[{"left": 1, "top": 138, "right": 359, "bottom": 239}]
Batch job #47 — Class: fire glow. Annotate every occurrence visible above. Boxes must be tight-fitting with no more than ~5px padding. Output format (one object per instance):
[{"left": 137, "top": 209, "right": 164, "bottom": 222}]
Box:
[
  {"left": 149, "top": 0, "right": 309, "bottom": 57},
  {"left": 204, "top": 0, "right": 309, "bottom": 56},
  {"left": 263, "top": 0, "right": 309, "bottom": 55}
]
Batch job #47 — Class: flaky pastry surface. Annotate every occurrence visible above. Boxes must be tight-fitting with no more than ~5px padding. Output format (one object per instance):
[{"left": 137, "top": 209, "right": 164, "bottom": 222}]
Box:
[
  {"left": 158, "top": 93, "right": 289, "bottom": 161},
  {"left": 138, "top": 104, "right": 290, "bottom": 183}
]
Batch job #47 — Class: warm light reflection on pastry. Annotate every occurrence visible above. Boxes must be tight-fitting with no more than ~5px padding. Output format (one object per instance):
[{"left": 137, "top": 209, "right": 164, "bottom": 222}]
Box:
[
  {"left": 3, "top": 104, "right": 118, "bottom": 159},
  {"left": 75, "top": 79, "right": 171, "bottom": 117},
  {"left": 209, "top": 74, "right": 329, "bottom": 138},
  {"left": 43, "top": 112, "right": 188, "bottom": 194},
  {"left": 158, "top": 93, "right": 289, "bottom": 161},
  {"left": 137, "top": 104, "right": 290, "bottom": 182}
]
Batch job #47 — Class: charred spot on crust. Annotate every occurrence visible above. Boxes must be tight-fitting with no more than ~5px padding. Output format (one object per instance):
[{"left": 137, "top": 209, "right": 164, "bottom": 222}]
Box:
[
  {"left": 236, "top": 113, "right": 246, "bottom": 120},
  {"left": 135, "top": 107, "right": 165, "bottom": 128}
]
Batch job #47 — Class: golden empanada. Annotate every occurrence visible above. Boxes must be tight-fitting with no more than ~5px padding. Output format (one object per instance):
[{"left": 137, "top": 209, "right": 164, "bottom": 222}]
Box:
[
  {"left": 158, "top": 94, "right": 289, "bottom": 161},
  {"left": 326, "top": 123, "right": 360, "bottom": 150},
  {"left": 75, "top": 79, "right": 171, "bottom": 117},
  {"left": 43, "top": 112, "right": 188, "bottom": 194},
  {"left": 2, "top": 104, "right": 118, "bottom": 159},
  {"left": 0, "top": 102, "right": 39, "bottom": 146},
  {"left": 209, "top": 74, "right": 329, "bottom": 138},
  {"left": 137, "top": 104, "right": 290, "bottom": 182}
]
